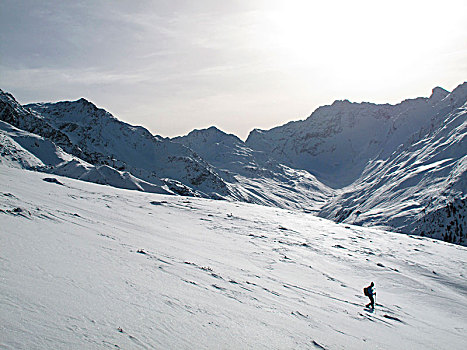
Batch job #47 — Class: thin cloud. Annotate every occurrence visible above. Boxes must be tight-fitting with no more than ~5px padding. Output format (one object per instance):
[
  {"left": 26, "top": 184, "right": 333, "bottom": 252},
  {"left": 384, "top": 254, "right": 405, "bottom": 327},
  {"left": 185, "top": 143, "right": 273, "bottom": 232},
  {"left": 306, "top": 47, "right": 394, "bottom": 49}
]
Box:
[{"left": 1, "top": 66, "right": 152, "bottom": 89}]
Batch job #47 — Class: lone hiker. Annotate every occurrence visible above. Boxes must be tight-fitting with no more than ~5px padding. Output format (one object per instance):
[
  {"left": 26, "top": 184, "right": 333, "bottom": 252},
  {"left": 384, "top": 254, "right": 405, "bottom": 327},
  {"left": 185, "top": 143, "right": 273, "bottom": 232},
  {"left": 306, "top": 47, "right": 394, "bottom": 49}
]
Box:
[{"left": 364, "top": 282, "right": 376, "bottom": 308}]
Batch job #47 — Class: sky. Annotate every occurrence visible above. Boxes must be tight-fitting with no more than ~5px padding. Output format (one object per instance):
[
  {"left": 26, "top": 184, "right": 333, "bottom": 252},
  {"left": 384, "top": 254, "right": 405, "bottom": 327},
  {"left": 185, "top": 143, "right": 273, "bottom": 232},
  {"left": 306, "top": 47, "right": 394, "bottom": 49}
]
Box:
[{"left": 1, "top": 0, "right": 466, "bottom": 140}]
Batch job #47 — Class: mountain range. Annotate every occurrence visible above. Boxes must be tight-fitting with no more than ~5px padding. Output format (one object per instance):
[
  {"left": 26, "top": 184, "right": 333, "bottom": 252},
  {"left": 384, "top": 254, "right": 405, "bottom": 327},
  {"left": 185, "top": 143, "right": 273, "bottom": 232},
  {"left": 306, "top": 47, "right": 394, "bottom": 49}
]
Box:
[{"left": 1, "top": 83, "right": 465, "bottom": 244}]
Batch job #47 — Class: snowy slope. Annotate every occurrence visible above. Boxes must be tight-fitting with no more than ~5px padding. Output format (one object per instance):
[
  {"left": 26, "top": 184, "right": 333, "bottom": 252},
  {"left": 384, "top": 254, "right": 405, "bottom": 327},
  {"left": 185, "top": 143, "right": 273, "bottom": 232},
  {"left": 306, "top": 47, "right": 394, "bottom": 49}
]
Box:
[
  {"left": 0, "top": 120, "right": 73, "bottom": 169},
  {"left": 2, "top": 89, "right": 333, "bottom": 210},
  {"left": 319, "top": 86, "right": 467, "bottom": 244},
  {"left": 0, "top": 120, "right": 171, "bottom": 195},
  {"left": 245, "top": 86, "right": 452, "bottom": 188},
  {"left": 1, "top": 165, "right": 466, "bottom": 349},
  {"left": 0, "top": 90, "right": 77, "bottom": 155},
  {"left": 173, "top": 126, "right": 333, "bottom": 211},
  {"left": 245, "top": 83, "right": 466, "bottom": 243},
  {"left": 25, "top": 98, "right": 231, "bottom": 197},
  {"left": 0, "top": 90, "right": 229, "bottom": 198},
  {"left": 1, "top": 84, "right": 466, "bottom": 244}
]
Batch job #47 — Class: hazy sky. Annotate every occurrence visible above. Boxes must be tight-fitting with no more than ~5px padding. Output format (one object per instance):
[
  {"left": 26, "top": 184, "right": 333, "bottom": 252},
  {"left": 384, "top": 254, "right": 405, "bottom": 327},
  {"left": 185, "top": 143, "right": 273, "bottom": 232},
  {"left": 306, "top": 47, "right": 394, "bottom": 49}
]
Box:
[{"left": 1, "top": 0, "right": 466, "bottom": 139}]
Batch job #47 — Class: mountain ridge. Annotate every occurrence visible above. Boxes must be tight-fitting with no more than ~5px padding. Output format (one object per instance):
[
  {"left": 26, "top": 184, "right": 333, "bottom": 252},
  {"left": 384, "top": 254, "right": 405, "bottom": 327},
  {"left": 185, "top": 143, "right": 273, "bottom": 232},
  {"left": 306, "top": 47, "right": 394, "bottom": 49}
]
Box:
[
  {"left": 245, "top": 83, "right": 460, "bottom": 188},
  {"left": 1, "top": 90, "right": 230, "bottom": 197},
  {"left": 1, "top": 83, "right": 465, "bottom": 244}
]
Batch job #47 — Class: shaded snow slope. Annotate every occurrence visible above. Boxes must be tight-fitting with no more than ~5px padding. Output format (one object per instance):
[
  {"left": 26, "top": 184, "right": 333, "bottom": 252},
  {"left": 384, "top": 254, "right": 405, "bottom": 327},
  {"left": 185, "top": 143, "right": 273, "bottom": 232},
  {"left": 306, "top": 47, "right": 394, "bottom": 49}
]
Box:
[
  {"left": 245, "top": 86, "right": 456, "bottom": 188},
  {"left": 245, "top": 83, "right": 466, "bottom": 243},
  {"left": 1, "top": 165, "right": 466, "bottom": 349},
  {"left": 173, "top": 126, "right": 251, "bottom": 170},
  {"left": 319, "top": 87, "right": 467, "bottom": 245},
  {"left": 0, "top": 120, "right": 71, "bottom": 169},
  {"left": 25, "top": 98, "right": 230, "bottom": 197},
  {"left": 1, "top": 89, "right": 332, "bottom": 210},
  {"left": 0, "top": 120, "right": 171, "bottom": 195},
  {"left": 0, "top": 90, "right": 228, "bottom": 198},
  {"left": 173, "top": 126, "right": 333, "bottom": 211}
]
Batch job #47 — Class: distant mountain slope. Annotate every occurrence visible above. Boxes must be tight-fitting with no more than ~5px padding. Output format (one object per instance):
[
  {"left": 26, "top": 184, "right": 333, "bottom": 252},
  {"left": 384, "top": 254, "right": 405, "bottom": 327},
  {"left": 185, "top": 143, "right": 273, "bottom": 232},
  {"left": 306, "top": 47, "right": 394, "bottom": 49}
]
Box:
[
  {"left": 0, "top": 120, "right": 171, "bottom": 194},
  {"left": 246, "top": 86, "right": 453, "bottom": 188},
  {"left": 243, "top": 83, "right": 466, "bottom": 244},
  {"left": 173, "top": 126, "right": 253, "bottom": 171},
  {"left": 0, "top": 89, "right": 229, "bottom": 197},
  {"left": 1, "top": 84, "right": 465, "bottom": 244},
  {"left": 319, "top": 88, "right": 467, "bottom": 244},
  {"left": 0, "top": 89, "right": 332, "bottom": 210},
  {"left": 0, "top": 90, "right": 78, "bottom": 155},
  {"left": 173, "top": 126, "right": 333, "bottom": 211},
  {"left": 0, "top": 120, "right": 70, "bottom": 169},
  {"left": 25, "top": 99, "right": 231, "bottom": 197}
]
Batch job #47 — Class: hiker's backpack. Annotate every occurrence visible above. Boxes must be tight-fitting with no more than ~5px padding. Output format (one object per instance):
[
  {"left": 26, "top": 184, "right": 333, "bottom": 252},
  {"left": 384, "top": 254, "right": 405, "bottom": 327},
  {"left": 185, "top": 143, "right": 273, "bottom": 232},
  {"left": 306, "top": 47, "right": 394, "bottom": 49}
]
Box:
[{"left": 363, "top": 287, "right": 369, "bottom": 296}]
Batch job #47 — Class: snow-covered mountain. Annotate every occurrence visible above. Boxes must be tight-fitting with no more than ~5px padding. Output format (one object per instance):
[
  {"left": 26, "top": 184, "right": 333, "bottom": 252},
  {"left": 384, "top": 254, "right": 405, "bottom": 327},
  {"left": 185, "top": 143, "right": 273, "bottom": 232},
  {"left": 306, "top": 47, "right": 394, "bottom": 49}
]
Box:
[
  {"left": 1, "top": 84, "right": 466, "bottom": 245},
  {"left": 318, "top": 86, "right": 467, "bottom": 244},
  {"left": 246, "top": 83, "right": 467, "bottom": 244},
  {"left": 0, "top": 90, "right": 332, "bottom": 211},
  {"left": 173, "top": 126, "right": 333, "bottom": 211},
  {"left": 1, "top": 84, "right": 467, "bottom": 347},
  {"left": 246, "top": 86, "right": 453, "bottom": 188},
  {"left": 1, "top": 165, "right": 466, "bottom": 349},
  {"left": 0, "top": 120, "right": 173, "bottom": 194},
  {"left": 0, "top": 90, "right": 229, "bottom": 198}
]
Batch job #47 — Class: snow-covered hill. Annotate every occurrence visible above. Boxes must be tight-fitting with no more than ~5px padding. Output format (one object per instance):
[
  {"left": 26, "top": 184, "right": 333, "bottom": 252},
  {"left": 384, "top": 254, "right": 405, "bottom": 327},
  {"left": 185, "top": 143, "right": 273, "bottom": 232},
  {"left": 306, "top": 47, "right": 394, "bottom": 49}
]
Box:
[
  {"left": 25, "top": 98, "right": 233, "bottom": 198},
  {"left": 0, "top": 120, "right": 74, "bottom": 169},
  {"left": 0, "top": 90, "right": 332, "bottom": 211},
  {"left": 1, "top": 165, "right": 466, "bottom": 349},
  {"left": 0, "top": 120, "right": 172, "bottom": 194},
  {"left": 173, "top": 126, "right": 333, "bottom": 211}
]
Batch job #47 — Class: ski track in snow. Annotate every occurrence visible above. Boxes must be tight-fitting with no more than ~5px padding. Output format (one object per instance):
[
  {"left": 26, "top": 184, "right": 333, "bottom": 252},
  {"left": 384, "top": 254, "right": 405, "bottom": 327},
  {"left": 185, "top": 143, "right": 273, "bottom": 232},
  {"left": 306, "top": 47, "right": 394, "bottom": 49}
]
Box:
[{"left": 1, "top": 166, "right": 466, "bottom": 349}]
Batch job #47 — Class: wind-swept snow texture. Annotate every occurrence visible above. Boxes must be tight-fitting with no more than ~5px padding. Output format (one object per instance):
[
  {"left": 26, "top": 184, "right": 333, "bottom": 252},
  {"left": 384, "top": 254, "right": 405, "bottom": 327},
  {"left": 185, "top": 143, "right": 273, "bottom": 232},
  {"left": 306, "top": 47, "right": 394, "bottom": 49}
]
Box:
[{"left": 1, "top": 166, "right": 466, "bottom": 349}]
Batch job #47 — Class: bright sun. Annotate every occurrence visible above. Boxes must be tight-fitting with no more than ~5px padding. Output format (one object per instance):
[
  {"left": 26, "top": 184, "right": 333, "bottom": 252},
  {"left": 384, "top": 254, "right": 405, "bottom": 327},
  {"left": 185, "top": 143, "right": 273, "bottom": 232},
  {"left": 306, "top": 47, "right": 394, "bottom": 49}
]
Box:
[{"left": 253, "top": 0, "right": 466, "bottom": 92}]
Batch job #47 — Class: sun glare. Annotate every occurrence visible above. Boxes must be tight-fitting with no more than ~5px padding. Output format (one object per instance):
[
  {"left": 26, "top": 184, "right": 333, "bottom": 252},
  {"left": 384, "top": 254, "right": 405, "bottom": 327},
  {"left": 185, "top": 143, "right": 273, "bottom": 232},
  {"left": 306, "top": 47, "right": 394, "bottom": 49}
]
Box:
[{"left": 253, "top": 0, "right": 466, "bottom": 93}]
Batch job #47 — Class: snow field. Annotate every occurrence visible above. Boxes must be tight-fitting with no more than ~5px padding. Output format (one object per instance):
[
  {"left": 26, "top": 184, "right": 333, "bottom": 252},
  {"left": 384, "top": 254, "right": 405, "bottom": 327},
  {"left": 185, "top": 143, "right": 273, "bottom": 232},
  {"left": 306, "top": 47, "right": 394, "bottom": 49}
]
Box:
[{"left": 1, "top": 166, "right": 466, "bottom": 349}]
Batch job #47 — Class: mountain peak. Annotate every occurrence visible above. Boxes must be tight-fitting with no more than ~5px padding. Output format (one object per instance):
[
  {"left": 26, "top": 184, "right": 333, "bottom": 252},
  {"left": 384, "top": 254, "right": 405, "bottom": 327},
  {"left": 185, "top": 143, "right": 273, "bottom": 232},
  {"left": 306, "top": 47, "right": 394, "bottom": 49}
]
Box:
[
  {"left": 177, "top": 126, "right": 242, "bottom": 144},
  {"left": 197, "top": 126, "right": 226, "bottom": 135},
  {"left": 76, "top": 97, "right": 91, "bottom": 104},
  {"left": 430, "top": 86, "right": 449, "bottom": 101},
  {"left": 0, "top": 89, "right": 18, "bottom": 104},
  {"left": 331, "top": 99, "right": 352, "bottom": 107},
  {"left": 73, "top": 98, "right": 99, "bottom": 110}
]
